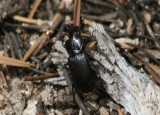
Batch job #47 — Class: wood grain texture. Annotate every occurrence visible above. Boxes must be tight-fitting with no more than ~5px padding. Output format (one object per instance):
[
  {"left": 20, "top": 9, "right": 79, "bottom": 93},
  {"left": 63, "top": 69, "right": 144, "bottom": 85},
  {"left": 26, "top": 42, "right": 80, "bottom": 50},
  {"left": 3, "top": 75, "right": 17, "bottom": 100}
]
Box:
[{"left": 88, "top": 22, "right": 160, "bottom": 115}]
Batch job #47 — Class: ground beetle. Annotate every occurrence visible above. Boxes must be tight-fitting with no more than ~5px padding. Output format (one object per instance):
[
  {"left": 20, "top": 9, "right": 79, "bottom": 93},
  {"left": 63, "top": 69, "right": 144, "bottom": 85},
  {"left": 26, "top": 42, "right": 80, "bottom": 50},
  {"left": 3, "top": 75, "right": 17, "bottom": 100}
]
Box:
[{"left": 65, "top": 26, "right": 97, "bottom": 93}]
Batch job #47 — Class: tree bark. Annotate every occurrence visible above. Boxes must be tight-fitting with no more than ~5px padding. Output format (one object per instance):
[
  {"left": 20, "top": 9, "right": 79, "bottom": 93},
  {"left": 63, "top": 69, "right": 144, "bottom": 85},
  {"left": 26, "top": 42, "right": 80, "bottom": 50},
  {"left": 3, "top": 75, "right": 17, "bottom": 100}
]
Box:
[{"left": 89, "top": 22, "right": 160, "bottom": 115}]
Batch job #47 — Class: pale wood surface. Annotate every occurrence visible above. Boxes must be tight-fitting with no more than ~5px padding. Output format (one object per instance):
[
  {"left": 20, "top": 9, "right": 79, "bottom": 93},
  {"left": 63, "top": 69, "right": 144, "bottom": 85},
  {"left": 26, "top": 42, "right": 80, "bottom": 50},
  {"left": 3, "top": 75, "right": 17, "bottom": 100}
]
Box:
[{"left": 89, "top": 22, "right": 160, "bottom": 115}]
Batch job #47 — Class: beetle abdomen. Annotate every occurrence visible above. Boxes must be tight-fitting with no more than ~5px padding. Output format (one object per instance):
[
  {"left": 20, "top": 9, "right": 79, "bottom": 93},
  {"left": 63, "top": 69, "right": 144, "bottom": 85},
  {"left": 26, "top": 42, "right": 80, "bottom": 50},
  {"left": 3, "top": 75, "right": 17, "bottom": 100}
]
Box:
[{"left": 68, "top": 53, "right": 96, "bottom": 93}]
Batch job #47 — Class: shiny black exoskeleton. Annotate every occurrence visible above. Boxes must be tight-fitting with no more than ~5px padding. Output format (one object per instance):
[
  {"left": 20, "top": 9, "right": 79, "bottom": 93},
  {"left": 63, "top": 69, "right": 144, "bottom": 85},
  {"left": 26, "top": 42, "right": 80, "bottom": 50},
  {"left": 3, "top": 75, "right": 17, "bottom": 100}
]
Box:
[{"left": 65, "top": 26, "right": 96, "bottom": 93}]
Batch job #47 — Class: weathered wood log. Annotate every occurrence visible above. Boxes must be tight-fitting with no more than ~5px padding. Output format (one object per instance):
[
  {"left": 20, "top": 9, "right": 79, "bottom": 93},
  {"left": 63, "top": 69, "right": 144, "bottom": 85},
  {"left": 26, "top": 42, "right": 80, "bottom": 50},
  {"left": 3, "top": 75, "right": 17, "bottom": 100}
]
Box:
[{"left": 88, "top": 22, "right": 160, "bottom": 115}]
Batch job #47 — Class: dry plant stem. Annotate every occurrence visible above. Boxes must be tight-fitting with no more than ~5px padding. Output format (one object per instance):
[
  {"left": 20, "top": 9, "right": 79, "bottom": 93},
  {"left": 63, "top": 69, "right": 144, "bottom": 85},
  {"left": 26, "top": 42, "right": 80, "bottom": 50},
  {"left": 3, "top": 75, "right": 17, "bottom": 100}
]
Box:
[
  {"left": 26, "top": 67, "right": 50, "bottom": 75},
  {"left": 13, "top": 15, "right": 48, "bottom": 24},
  {"left": 3, "top": 30, "right": 15, "bottom": 58},
  {"left": 117, "top": 108, "right": 123, "bottom": 115},
  {"left": 51, "top": 15, "right": 63, "bottom": 30},
  {"left": 32, "top": 36, "right": 48, "bottom": 56},
  {"left": 0, "top": 70, "right": 8, "bottom": 88},
  {"left": 0, "top": 0, "right": 22, "bottom": 22},
  {"left": 46, "top": 0, "right": 54, "bottom": 19},
  {"left": 37, "top": 52, "right": 48, "bottom": 59},
  {"left": 4, "top": 38, "right": 8, "bottom": 57},
  {"left": 73, "top": 0, "right": 81, "bottom": 26},
  {"left": 7, "top": 5, "right": 24, "bottom": 18},
  {"left": 62, "top": 32, "right": 91, "bottom": 38},
  {"left": 126, "top": 43, "right": 160, "bottom": 66},
  {"left": 24, "top": 73, "right": 59, "bottom": 81},
  {"left": 73, "top": 0, "right": 78, "bottom": 26},
  {"left": 143, "top": 18, "right": 155, "bottom": 38},
  {"left": 133, "top": 53, "right": 160, "bottom": 84},
  {"left": 23, "top": 2, "right": 65, "bottom": 61},
  {"left": 52, "top": 1, "right": 65, "bottom": 23},
  {"left": 23, "top": 0, "right": 42, "bottom": 40},
  {"left": 4, "top": 23, "right": 40, "bottom": 30},
  {"left": 9, "top": 32, "right": 23, "bottom": 60},
  {"left": 142, "top": 16, "right": 160, "bottom": 48},
  {"left": 84, "top": 19, "right": 93, "bottom": 26},
  {"left": 86, "top": 0, "right": 116, "bottom": 10},
  {"left": 23, "top": 33, "right": 48, "bottom": 61},
  {"left": 0, "top": 56, "right": 35, "bottom": 67},
  {"left": 28, "top": 0, "right": 42, "bottom": 18},
  {"left": 143, "top": 63, "right": 160, "bottom": 84},
  {"left": 82, "top": 13, "right": 117, "bottom": 23}
]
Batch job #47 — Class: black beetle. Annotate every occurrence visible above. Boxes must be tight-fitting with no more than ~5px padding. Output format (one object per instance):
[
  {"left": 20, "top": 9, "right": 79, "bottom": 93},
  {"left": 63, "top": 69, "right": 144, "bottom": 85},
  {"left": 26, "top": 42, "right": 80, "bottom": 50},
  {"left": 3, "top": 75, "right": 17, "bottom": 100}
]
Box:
[{"left": 65, "top": 26, "right": 97, "bottom": 93}]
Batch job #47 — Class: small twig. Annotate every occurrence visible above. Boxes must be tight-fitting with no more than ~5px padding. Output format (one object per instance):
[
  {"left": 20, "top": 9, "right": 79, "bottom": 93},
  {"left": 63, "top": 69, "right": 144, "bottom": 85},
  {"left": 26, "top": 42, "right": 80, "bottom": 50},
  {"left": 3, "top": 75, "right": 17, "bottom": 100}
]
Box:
[
  {"left": 24, "top": 73, "right": 59, "bottom": 81},
  {"left": 51, "top": 15, "right": 63, "bottom": 30},
  {"left": 32, "top": 36, "right": 48, "bottom": 56},
  {"left": 133, "top": 53, "right": 160, "bottom": 85},
  {"left": 0, "top": 70, "right": 8, "bottom": 89},
  {"left": 23, "top": 33, "right": 48, "bottom": 61},
  {"left": 23, "top": 0, "right": 42, "bottom": 40},
  {"left": 54, "top": 22, "right": 65, "bottom": 42},
  {"left": 138, "top": 35, "right": 160, "bottom": 50},
  {"left": 23, "top": 1, "right": 65, "bottom": 61},
  {"left": 143, "top": 17, "right": 155, "bottom": 38},
  {"left": 26, "top": 67, "right": 51, "bottom": 75},
  {"left": 0, "top": 56, "right": 35, "bottom": 67},
  {"left": 141, "top": 14, "right": 160, "bottom": 49},
  {"left": 51, "top": 1, "right": 65, "bottom": 24},
  {"left": 9, "top": 32, "right": 23, "bottom": 60},
  {"left": 84, "top": 19, "right": 93, "bottom": 26},
  {"left": 3, "top": 30, "right": 15, "bottom": 58},
  {"left": 73, "top": 0, "right": 81, "bottom": 26},
  {"left": 62, "top": 32, "right": 91, "bottom": 38},
  {"left": 4, "top": 36, "right": 8, "bottom": 57},
  {"left": 117, "top": 108, "right": 123, "bottom": 115},
  {"left": 41, "top": 59, "right": 52, "bottom": 70},
  {"left": 126, "top": 43, "right": 160, "bottom": 66},
  {"left": 37, "top": 52, "right": 48, "bottom": 60},
  {"left": 4, "top": 23, "right": 40, "bottom": 30},
  {"left": 86, "top": 0, "right": 116, "bottom": 10},
  {"left": 28, "top": 0, "right": 42, "bottom": 18},
  {"left": 6, "top": 5, "right": 25, "bottom": 18},
  {"left": 81, "top": 13, "right": 117, "bottom": 23},
  {"left": 46, "top": 0, "right": 54, "bottom": 19},
  {"left": 13, "top": 15, "right": 49, "bottom": 24}
]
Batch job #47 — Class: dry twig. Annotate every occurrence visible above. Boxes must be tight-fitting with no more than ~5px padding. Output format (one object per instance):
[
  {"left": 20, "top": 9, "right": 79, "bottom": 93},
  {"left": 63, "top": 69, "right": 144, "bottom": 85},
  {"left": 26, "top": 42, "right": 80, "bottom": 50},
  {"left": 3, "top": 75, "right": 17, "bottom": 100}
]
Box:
[
  {"left": 0, "top": 56, "right": 35, "bottom": 67},
  {"left": 24, "top": 73, "right": 59, "bottom": 81}
]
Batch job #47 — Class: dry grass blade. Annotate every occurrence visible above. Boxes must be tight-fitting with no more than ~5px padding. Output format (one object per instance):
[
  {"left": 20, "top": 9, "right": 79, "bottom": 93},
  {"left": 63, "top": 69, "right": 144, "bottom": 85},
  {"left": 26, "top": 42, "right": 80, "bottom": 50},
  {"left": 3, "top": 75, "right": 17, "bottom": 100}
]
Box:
[
  {"left": 0, "top": 56, "right": 35, "bottom": 67},
  {"left": 24, "top": 73, "right": 59, "bottom": 81}
]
